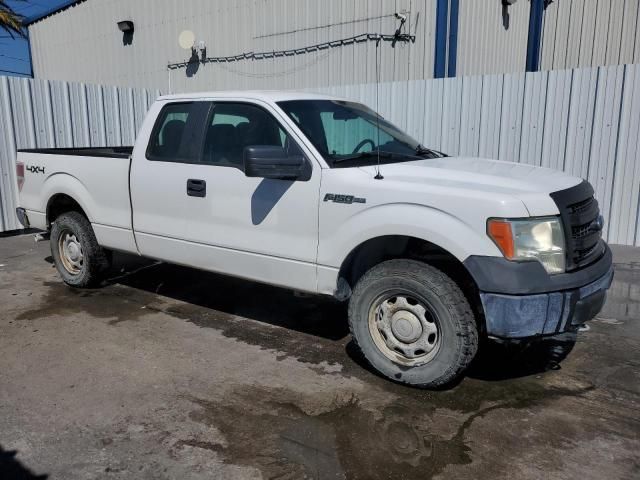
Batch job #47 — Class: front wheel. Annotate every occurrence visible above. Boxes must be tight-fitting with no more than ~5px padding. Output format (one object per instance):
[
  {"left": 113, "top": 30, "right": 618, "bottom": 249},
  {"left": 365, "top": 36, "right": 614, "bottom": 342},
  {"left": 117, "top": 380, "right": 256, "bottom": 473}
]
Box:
[
  {"left": 348, "top": 259, "right": 478, "bottom": 388},
  {"left": 50, "top": 211, "right": 110, "bottom": 288}
]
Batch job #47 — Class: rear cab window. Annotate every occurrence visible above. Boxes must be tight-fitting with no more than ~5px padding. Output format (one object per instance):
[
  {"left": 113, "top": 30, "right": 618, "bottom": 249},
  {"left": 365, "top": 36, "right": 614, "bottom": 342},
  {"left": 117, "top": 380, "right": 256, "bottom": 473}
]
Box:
[{"left": 146, "top": 102, "right": 210, "bottom": 162}]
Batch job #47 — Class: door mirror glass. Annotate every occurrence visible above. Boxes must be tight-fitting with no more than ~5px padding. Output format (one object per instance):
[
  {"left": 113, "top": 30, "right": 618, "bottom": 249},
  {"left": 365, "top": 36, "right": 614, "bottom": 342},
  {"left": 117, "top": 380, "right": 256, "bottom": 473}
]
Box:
[{"left": 243, "top": 146, "right": 309, "bottom": 181}]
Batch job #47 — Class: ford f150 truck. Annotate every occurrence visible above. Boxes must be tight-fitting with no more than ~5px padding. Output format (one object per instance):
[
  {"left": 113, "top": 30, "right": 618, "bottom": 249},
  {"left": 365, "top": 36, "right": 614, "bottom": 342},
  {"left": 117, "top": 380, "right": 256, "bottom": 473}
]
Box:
[{"left": 15, "top": 91, "right": 613, "bottom": 388}]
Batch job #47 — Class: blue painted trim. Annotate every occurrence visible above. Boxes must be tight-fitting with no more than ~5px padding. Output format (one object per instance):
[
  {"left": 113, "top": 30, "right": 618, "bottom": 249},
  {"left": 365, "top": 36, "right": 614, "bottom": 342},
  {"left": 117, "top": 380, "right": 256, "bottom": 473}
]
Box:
[
  {"left": 446, "top": 0, "right": 459, "bottom": 77},
  {"left": 526, "top": 0, "right": 545, "bottom": 72},
  {"left": 24, "top": 1, "right": 84, "bottom": 26},
  {"left": 434, "top": 0, "right": 449, "bottom": 78}
]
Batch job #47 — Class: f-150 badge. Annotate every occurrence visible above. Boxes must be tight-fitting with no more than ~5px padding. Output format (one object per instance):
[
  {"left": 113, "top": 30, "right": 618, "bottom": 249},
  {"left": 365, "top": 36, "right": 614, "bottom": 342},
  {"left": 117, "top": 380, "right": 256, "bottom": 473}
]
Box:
[{"left": 324, "top": 193, "right": 366, "bottom": 204}]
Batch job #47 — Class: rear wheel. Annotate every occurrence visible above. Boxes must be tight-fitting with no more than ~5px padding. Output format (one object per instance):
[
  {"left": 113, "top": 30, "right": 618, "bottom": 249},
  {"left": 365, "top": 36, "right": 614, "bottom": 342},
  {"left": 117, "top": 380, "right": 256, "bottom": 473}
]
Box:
[
  {"left": 50, "top": 211, "right": 110, "bottom": 287},
  {"left": 348, "top": 259, "right": 478, "bottom": 388}
]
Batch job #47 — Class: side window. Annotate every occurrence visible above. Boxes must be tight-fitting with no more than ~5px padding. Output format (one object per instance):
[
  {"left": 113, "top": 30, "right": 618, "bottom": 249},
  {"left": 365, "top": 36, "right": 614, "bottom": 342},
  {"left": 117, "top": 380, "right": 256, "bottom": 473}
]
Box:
[
  {"left": 202, "top": 102, "right": 302, "bottom": 169},
  {"left": 146, "top": 102, "right": 210, "bottom": 162}
]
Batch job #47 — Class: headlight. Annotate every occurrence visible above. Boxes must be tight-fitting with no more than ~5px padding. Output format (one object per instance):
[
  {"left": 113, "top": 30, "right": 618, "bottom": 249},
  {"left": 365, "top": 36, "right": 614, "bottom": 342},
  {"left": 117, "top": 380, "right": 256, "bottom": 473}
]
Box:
[{"left": 487, "top": 217, "right": 566, "bottom": 274}]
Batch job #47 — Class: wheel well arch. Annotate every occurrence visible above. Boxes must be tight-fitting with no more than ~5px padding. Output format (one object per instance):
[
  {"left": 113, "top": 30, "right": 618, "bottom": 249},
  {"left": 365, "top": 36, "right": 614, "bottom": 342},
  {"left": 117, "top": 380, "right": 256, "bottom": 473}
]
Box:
[
  {"left": 46, "top": 193, "right": 87, "bottom": 226},
  {"left": 337, "top": 235, "right": 485, "bottom": 331}
]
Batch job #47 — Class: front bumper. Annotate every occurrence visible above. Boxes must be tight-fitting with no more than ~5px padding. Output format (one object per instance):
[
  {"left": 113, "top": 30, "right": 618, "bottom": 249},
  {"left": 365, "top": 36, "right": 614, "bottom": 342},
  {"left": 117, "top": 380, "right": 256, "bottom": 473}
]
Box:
[
  {"left": 479, "top": 265, "right": 614, "bottom": 338},
  {"left": 464, "top": 243, "right": 614, "bottom": 339}
]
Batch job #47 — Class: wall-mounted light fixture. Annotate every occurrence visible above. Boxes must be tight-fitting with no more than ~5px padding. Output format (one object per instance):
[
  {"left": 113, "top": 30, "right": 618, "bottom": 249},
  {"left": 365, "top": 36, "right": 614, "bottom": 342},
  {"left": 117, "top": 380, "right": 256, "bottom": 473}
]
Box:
[
  {"left": 117, "top": 20, "right": 134, "bottom": 33},
  {"left": 118, "top": 20, "right": 135, "bottom": 46},
  {"left": 501, "top": 0, "right": 517, "bottom": 30}
]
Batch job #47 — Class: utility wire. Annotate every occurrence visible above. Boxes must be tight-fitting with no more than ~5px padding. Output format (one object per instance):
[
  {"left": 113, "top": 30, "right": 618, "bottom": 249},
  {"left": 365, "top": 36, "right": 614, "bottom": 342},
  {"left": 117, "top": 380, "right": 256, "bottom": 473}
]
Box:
[{"left": 168, "top": 31, "right": 415, "bottom": 70}]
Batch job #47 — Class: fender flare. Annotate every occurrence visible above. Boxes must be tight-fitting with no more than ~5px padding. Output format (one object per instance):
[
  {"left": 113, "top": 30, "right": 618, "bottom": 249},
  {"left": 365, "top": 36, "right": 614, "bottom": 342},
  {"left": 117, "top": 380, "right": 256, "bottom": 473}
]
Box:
[
  {"left": 316, "top": 203, "right": 502, "bottom": 295},
  {"left": 42, "top": 173, "right": 95, "bottom": 224},
  {"left": 320, "top": 203, "right": 502, "bottom": 268}
]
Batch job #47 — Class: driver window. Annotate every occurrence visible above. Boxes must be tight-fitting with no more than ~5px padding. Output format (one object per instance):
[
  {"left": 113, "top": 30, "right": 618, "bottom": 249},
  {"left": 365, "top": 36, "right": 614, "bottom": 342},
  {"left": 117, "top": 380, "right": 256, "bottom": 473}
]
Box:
[
  {"left": 320, "top": 111, "right": 393, "bottom": 155},
  {"left": 202, "top": 103, "right": 301, "bottom": 169}
]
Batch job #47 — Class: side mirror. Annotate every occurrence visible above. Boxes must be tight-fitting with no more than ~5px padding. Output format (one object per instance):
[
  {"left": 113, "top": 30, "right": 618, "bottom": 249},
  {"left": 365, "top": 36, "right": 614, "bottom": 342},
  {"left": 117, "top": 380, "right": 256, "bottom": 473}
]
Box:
[{"left": 243, "top": 146, "right": 310, "bottom": 181}]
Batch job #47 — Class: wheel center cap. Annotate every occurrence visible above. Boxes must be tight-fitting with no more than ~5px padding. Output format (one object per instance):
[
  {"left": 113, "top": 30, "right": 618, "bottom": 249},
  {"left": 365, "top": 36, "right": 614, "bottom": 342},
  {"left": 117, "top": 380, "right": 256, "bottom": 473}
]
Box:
[
  {"left": 390, "top": 311, "right": 422, "bottom": 343},
  {"left": 68, "top": 243, "right": 79, "bottom": 260}
]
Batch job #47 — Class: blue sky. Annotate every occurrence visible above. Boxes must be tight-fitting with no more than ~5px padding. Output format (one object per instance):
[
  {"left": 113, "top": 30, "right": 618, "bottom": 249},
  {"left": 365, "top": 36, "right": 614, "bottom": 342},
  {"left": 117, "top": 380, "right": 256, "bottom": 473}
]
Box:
[{"left": 0, "top": 0, "right": 68, "bottom": 77}]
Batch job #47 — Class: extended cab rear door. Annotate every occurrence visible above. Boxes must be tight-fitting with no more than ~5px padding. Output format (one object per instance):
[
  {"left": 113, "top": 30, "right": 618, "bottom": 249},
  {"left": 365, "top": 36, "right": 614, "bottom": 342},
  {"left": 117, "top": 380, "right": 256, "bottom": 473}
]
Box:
[{"left": 130, "top": 99, "right": 321, "bottom": 292}]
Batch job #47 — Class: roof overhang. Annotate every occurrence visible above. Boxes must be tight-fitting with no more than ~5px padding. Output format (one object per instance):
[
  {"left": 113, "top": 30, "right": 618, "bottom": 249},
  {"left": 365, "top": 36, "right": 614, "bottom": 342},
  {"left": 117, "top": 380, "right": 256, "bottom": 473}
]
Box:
[{"left": 24, "top": 0, "right": 86, "bottom": 27}]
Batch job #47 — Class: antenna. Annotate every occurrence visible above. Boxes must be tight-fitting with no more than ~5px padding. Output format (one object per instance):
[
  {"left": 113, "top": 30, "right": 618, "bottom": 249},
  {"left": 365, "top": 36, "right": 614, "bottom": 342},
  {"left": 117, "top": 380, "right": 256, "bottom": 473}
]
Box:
[{"left": 374, "top": 35, "right": 384, "bottom": 180}]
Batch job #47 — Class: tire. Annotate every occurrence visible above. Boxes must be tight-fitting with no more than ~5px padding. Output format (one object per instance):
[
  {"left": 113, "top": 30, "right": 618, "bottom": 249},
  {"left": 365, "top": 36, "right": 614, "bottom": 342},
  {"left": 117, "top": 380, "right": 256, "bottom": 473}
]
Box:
[
  {"left": 348, "top": 259, "right": 478, "bottom": 388},
  {"left": 50, "top": 211, "right": 110, "bottom": 288}
]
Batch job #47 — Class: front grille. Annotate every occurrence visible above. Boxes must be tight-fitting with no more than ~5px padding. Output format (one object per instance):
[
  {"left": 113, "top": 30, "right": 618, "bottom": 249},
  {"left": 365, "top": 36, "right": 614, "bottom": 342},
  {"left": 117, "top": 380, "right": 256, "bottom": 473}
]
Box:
[
  {"left": 573, "top": 242, "right": 600, "bottom": 260},
  {"left": 568, "top": 196, "right": 595, "bottom": 215},
  {"left": 550, "top": 182, "right": 604, "bottom": 271}
]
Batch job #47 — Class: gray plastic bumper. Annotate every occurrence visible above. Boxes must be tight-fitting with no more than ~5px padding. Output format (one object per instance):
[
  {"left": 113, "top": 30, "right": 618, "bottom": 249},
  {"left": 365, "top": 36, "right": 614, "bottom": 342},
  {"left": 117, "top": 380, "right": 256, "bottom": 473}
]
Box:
[{"left": 480, "top": 266, "right": 614, "bottom": 338}]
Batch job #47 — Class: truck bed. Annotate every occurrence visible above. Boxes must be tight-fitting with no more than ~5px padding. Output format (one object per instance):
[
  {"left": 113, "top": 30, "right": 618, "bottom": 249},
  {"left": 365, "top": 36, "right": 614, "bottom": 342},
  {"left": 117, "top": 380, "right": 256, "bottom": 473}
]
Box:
[{"left": 17, "top": 148, "right": 136, "bottom": 253}]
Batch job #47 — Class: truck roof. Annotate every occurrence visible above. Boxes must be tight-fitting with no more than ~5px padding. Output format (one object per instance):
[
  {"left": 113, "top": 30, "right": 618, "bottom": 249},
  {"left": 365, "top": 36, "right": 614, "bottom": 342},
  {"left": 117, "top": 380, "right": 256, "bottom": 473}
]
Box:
[{"left": 157, "top": 90, "right": 346, "bottom": 103}]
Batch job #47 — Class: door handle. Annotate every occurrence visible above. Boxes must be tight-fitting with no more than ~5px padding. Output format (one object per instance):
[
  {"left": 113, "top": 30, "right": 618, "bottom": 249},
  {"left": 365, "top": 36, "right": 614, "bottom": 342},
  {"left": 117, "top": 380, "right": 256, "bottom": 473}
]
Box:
[{"left": 187, "top": 179, "right": 206, "bottom": 197}]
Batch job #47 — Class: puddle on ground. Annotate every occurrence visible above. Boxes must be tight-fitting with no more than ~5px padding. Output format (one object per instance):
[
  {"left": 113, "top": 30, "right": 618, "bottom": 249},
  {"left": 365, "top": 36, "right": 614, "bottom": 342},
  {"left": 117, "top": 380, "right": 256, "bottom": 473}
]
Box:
[
  {"left": 599, "top": 262, "right": 640, "bottom": 323},
  {"left": 14, "top": 281, "right": 155, "bottom": 324},
  {"left": 182, "top": 378, "right": 596, "bottom": 480}
]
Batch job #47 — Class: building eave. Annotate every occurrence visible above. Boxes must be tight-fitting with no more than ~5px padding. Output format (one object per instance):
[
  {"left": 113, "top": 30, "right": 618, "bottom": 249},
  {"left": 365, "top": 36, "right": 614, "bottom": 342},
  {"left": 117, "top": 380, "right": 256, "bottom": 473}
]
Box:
[{"left": 24, "top": 0, "right": 86, "bottom": 27}]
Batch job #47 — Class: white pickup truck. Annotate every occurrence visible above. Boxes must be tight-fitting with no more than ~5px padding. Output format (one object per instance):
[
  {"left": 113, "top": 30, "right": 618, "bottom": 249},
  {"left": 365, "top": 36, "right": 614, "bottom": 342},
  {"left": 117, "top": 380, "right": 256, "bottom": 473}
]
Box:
[{"left": 15, "top": 91, "right": 613, "bottom": 387}]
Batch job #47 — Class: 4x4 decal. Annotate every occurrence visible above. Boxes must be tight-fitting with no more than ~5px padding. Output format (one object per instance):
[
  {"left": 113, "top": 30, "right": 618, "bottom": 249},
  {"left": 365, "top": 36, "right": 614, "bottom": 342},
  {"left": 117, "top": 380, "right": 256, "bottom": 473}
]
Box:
[{"left": 26, "top": 165, "right": 45, "bottom": 174}]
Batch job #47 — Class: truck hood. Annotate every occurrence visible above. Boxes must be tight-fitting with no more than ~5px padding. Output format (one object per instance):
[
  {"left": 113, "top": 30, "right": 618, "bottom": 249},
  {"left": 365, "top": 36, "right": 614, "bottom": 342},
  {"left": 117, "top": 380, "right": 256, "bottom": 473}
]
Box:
[{"left": 359, "top": 156, "right": 583, "bottom": 216}]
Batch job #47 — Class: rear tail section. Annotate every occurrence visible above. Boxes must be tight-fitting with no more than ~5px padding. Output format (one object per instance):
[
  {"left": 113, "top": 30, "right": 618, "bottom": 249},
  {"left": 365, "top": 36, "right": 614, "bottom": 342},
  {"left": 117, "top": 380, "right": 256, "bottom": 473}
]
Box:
[
  {"left": 16, "top": 161, "right": 25, "bottom": 192},
  {"left": 15, "top": 152, "right": 51, "bottom": 230}
]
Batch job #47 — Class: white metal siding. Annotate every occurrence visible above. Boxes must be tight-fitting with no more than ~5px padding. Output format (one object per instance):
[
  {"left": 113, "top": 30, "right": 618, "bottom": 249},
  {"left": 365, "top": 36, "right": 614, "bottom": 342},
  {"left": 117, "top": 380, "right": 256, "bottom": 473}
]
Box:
[
  {"left": 28, "top": 0, "right": 438, "bottom": 93},
  {"left": 0, "top": 75, "right": 159, "bottom": 232},
  {"left": 456, "top": 0, "right": 531, "bottom": 76},
  {"left": 541, "top": 0, "right": 640, "bottom": 71},
  {"left": 27, "top": 1, "right": 640, "bottom": 92}
]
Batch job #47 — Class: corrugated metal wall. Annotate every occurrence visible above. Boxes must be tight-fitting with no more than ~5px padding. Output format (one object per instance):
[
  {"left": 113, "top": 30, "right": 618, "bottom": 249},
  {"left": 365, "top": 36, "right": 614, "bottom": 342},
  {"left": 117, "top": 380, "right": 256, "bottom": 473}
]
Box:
[
  {"left": 0, "top": 75, "right": 160, "bottom": 232},
  {"left": 314, "top": 63, "right": 640, "bottom": 246},
  {"left": 455, "top": 0, "right": 531, "bottom": 76},
  {"left": 540, "top": 0, "right": 640, "bottom": 71},
  {"left": 28, "top": 0, "right": 438, "bottom": 93},
  {"left": 2, "top": 64, "right": 639, "bottom": 245},
  {"left": 27, "top": 1, "right": 640, "bottom": 92}
]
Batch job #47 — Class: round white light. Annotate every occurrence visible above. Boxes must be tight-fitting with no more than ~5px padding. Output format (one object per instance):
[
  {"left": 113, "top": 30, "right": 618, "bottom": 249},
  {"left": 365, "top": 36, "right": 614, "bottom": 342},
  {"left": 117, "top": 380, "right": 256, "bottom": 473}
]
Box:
[{"left": 178, "top": 30, "right": 195, "bottom": 50}]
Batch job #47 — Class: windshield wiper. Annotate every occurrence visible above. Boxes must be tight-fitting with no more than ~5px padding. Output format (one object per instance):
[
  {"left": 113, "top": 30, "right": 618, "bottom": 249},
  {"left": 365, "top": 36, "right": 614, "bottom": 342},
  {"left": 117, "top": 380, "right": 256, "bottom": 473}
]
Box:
[
  {"left": 332, "top": 151, "right": 393, "bottom": 164},
  {"left": 415, "top": 145, "right": 447, "bottom": 158},
  {"left": 332, "top": 148, "right": 443, "bottom": 165}
]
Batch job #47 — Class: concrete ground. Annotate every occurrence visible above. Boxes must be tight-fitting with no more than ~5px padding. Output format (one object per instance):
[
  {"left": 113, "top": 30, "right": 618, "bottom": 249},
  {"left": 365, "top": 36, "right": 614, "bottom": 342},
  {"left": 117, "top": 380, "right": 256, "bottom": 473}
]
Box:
[{"left": 0, "top": 232, "right": 638, "bottom": 480}]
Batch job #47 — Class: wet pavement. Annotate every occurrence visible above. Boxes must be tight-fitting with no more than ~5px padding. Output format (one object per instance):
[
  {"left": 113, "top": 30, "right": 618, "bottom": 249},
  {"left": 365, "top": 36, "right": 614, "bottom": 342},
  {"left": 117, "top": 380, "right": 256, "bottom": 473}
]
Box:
[{"left": 0, "top": 232, "right": 638, "bottom": 479}]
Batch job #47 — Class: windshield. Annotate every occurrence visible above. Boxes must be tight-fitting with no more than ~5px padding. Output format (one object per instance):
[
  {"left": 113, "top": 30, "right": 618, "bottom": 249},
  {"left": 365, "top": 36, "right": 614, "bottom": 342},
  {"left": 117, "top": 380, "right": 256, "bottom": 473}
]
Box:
[{"left": 277, "top": 100, "right": 444, "bottom": 167}]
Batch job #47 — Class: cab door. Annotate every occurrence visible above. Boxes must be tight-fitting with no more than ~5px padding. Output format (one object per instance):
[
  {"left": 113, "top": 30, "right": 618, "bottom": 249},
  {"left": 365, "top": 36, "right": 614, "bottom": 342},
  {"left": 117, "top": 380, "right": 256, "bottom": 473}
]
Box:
[{"left": 130, "top": 99, "right": 321, "bottom": 292}]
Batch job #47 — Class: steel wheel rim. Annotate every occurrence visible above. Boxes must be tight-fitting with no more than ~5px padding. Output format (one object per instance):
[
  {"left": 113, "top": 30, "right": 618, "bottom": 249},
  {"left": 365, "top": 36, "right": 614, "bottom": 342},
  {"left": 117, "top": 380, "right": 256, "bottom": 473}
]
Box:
[
  {"left": 58, "top": 229, "right": 84, "bottom": 275},
  {"left": 368, "top": 292, "right": 441, "bottom": 366}
]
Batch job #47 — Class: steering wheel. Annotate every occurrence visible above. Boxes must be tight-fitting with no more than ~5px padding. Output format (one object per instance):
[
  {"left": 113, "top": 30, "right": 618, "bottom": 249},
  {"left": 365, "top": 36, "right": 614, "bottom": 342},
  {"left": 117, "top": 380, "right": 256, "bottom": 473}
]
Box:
[{"left": 352, "top": 139, "right": 376, "bottom": 154}]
